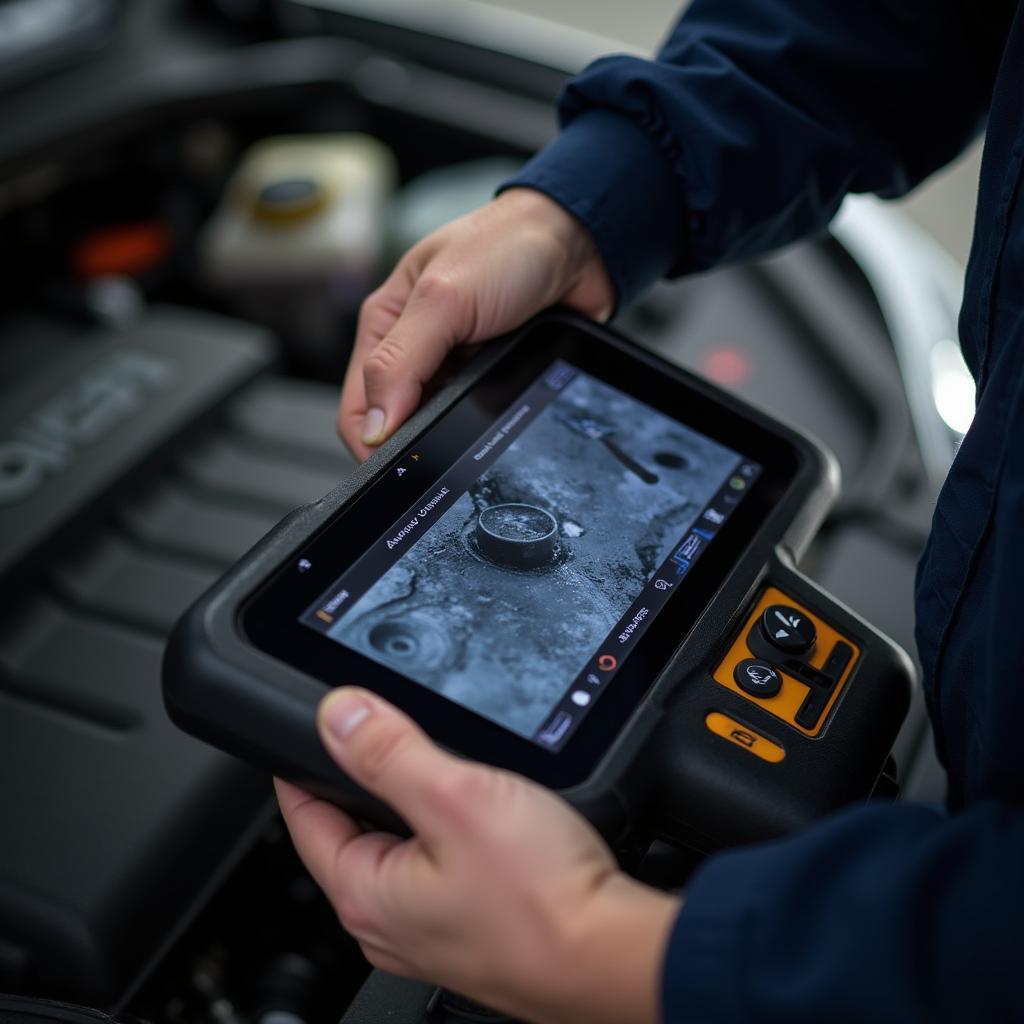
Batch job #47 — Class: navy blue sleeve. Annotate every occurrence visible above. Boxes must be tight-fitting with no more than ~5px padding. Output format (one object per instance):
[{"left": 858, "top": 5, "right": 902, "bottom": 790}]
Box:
[
  {"left": 504, "top": 0, "right": 1001, "bottom": 307},
  {"left": 663, "top": 800, "right": 1020, "bottom": 1022}
]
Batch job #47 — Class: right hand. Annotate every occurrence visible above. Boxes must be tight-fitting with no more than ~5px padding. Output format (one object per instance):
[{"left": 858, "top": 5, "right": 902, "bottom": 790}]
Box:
[
  {"left": 339, "top": 187, "right": 615, "bottom": 461},
  {"left": 277, "top": 687, "right": 678, "bottom": 1024}
]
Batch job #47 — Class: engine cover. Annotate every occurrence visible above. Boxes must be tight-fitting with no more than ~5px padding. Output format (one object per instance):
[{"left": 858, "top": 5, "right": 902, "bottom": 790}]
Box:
[{"left": 0, "top": 307, "right": 354, "bottom": 1004}]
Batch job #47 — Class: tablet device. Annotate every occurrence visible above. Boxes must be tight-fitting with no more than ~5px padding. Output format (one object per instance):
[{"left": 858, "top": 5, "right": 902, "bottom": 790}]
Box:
[
  {"left": 242, "top": 318, "right": 793, "bottom": 788},
  {"left": 165, "top": 311, "right": 911, "bottom": 843}
]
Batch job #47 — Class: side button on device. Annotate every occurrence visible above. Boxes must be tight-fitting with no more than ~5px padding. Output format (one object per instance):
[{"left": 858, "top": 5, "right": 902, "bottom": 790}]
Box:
[
  {"left": 822, "top": 640, "right": 854, "bottom": 681},
  {"left": 761, "top": 604, "right": 816, "bottom": 655},
  {"left": 796, "top": 688, "right": 831, "bottom": 730},
  {"left": 705, "top": 713, "right": 785, "bottom": 763},
  {"left": 734, "top": 659, "right": 782, "bottom": 698},
  {"left": 783, "top": 659, "right": 835, "bottom": 690}
]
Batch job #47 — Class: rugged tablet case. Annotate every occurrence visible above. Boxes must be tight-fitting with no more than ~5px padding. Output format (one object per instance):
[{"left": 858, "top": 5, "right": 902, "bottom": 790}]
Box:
[{"left": 163, "top": 309, "right": 912, "bottom": 847}]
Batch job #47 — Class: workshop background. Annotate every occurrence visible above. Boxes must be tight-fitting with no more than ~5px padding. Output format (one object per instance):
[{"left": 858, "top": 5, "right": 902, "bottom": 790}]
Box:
[{"left": 0, "top": 0, "right": 977, "bottom": 1020}]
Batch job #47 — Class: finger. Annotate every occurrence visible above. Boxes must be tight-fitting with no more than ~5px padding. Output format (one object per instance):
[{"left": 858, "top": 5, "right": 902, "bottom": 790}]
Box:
[
  {"left": 316, "top": 687, "right": 486, "bottom": 842},
  {"left": 328, "top": 829, "right": 407, "bottom": 942},
  {"left": 339, "top": 240, "right": 434, "bottom": 459},
  {"left": 338, "top": 277, "right": 410, "bottom": 461},
  {"left": 357, "top": 275, "right": 471, "bottom": 448},
  {"left": 274, "top": 777, "right": 363, "bottom": 898}
]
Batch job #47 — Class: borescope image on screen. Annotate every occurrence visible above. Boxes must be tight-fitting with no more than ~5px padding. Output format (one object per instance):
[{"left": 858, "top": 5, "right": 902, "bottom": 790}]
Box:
[{"left": 314, "top": 368, "right": 747, "bottom": 744}]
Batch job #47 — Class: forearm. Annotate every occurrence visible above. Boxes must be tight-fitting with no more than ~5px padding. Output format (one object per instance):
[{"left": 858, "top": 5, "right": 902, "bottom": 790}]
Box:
[
  {"left": 662, "top": 801, "right": 1020, "bottom": 1022},
  {"left": 504, "top": 0, "right": 999, "bottom": 306}
]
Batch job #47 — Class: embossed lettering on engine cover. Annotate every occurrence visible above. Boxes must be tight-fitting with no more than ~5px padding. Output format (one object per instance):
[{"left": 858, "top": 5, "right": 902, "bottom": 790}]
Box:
[{"left": 0, "top": 350, "right": 174, "bottom": 505}]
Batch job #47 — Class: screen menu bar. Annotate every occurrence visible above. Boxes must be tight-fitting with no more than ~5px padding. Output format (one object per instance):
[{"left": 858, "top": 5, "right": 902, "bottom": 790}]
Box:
[{"left": 530, "top": 457, "right": 762, "bottom": 751}]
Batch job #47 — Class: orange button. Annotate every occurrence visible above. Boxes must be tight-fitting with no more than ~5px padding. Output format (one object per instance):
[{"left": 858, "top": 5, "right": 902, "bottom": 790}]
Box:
[
  {"left": 705, "top": 712, "right": 786, "bottom": 763},
  {"left": 711, "top": 585, "right": 860, "bottom": 736}
]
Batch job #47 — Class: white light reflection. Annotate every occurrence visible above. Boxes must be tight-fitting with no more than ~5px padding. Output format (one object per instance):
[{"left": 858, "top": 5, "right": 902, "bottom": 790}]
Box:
[{"left": 930, "top": 339, "right": 975, "bottom": 437}]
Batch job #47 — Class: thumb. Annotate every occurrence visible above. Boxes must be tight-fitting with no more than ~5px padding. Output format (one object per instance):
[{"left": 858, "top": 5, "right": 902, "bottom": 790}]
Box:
[
  {"left": 359, "top": 279, "right": 468, "bottom": 447},
  {"left": 317, "top": 687, "right": 476, "bottom": 841}
]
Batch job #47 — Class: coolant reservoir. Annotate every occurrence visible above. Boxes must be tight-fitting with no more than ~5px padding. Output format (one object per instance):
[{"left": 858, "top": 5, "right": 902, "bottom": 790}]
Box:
[{"left": 200, "top": 134, "right": 397, "bottom": 359}]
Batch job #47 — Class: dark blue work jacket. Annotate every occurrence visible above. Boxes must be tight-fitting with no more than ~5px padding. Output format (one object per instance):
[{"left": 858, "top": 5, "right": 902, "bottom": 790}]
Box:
[{"left": 508, "top": 2, "right": 1021, "bottom": 1019}]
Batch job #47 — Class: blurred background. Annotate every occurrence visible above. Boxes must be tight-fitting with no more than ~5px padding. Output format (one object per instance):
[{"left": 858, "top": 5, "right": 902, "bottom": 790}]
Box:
[{"left": 0, "top": 1, "right": 976, "bottom": 1022}]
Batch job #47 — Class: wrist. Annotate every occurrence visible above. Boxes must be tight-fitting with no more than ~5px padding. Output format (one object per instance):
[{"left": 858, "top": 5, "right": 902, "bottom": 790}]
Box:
[
  {"left": 495, "top": 186, "right": 614, "bottom": 315},
  {"left": 519, "top": 873, "right": 680, "bottom": 1024}
]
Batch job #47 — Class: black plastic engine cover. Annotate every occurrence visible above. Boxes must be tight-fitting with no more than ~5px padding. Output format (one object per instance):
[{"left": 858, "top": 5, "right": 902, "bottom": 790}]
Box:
[{"left": 0, "top": 308, "right": 354, "bottom": 1004}]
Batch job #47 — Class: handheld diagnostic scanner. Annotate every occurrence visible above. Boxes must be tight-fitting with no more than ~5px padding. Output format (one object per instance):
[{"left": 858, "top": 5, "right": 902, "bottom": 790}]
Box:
[{"left": 163, "top": 311, "right": 913, "bottom": 851}]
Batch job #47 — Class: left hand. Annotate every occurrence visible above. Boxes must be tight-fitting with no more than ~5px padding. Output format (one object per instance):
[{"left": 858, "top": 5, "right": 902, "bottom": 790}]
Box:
[{"left": 275, "top": 687, "right": 679, "bottom": 1024}]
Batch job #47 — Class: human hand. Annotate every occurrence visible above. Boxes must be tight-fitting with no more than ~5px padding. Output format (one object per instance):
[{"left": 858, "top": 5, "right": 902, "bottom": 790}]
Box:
[
  {"left": 275, "top": 687, "right": 678, "bottom": 1024},
  {"left": 338, "top": 188, "right": 615, "bottom": 460}
]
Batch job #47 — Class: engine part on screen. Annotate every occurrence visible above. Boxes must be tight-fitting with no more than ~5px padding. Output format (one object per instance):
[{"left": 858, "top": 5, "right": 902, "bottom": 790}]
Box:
[{"left": 303, "top": 363, "right": 759, "bottom": 750}]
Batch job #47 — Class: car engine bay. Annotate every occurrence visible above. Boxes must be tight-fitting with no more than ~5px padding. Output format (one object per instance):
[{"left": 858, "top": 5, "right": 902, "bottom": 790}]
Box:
[{"left": 0, "top": 1, "right": 958, "bottom": 1020}]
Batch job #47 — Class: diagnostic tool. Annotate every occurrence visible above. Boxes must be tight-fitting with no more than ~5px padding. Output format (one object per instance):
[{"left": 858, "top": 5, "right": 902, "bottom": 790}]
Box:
[{"left": 163, "top": 311, "right": 913, "bottom": 850}]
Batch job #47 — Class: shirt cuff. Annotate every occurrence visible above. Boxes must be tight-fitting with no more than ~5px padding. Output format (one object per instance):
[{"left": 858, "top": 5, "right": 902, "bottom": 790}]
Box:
[
  {"left": 498, "top": 109, "right": 686, "bottom": 311},
  {"left": 660, "top": 848, "right": 765, "bottom": 1023}
]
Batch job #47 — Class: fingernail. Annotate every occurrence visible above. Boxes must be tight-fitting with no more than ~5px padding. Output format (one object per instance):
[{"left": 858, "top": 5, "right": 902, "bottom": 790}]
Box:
[
  {"left": 361, "top": 407, "right": 386, "bottom": 445},
  {"left": 321, "top": 691, "right": 373, "bottom": 741}
]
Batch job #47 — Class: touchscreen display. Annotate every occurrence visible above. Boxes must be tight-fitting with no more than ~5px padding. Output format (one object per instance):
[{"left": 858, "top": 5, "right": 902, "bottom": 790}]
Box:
[{"left": 301, "top": 361, "right": 760, "bottom": 752}]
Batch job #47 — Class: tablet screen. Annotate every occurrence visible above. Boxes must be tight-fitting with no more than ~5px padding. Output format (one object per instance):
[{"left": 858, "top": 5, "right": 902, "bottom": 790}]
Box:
[{"left": 300, "top": 360, "right": 760, "bottom": 751}]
